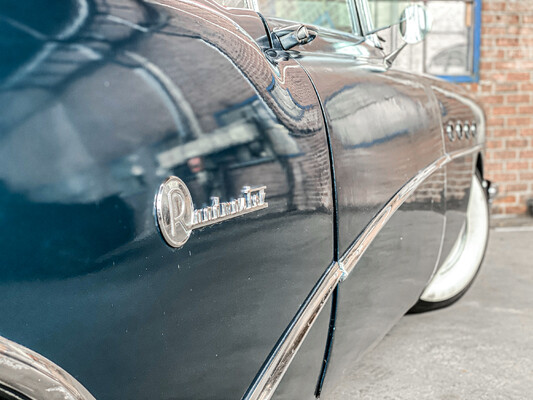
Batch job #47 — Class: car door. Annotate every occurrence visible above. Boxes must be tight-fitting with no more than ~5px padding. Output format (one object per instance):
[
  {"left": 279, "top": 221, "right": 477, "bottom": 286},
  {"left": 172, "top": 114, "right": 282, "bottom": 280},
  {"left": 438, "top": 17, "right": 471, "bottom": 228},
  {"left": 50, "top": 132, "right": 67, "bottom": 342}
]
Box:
[
  {"left": 0, "top": 0, "right": 335, "bottom": 399},
  {"left": 254, "top": 0, "right": 447, "bottom": 395}
]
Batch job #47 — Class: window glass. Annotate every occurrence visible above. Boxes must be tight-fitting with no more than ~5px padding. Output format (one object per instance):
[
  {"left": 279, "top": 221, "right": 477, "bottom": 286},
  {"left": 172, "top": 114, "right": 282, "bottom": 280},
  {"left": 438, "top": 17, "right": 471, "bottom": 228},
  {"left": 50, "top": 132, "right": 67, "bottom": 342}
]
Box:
[
  {"left": 367, "top": 0, "right": 410, "bottom": 28},
  {"left": 425, "top": 0, "right": 475, "bottom": 77},
  {"left": 214, "top": 0, "right": 253, "bottom": 8},
  {"left": 257, "top": 0, "right": 354, "bottom": 33}
]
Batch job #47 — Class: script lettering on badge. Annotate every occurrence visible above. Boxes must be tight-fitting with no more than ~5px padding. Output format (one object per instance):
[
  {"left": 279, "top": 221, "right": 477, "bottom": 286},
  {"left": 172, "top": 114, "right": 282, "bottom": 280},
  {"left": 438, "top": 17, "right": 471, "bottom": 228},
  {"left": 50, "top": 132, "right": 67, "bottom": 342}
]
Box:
[{"left": 155, "top": 176, "right": 267, "bottom": 248}]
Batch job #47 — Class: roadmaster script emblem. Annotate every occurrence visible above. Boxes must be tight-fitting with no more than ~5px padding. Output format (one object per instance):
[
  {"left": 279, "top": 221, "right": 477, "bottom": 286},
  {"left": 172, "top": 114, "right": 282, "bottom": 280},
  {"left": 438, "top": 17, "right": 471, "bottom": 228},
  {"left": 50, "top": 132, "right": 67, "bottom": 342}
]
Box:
[{"left": 155, "top": 176, "right": 268, "bottom": 248}]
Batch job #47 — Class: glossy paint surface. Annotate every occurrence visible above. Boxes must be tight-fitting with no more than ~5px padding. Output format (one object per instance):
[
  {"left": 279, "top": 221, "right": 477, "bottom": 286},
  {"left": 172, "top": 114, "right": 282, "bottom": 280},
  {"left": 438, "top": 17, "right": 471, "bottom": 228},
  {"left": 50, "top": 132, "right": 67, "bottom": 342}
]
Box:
[
  {"left": 0, "top": 0, "right": 487, "bottom": 398},
  {"left": 0, "top": 1, "right": 334, "bottom": 398},
  {"left": 261, "top": 16, "right": 484, "bottom": 396},
  {"left": 313, "top": 62, "right": 446, "bottom": 256},
  {"left": 264, "top": 19, "right": 446, "bottom": 253},
  {"left": 263, "top": 15, "right": 444, "bottom": 386},
  {"left": 432, "top": 82, "right": 484, "bottom": 269},
  {"left": 321, "top": 204, "right": 445, "bottom": 397}
]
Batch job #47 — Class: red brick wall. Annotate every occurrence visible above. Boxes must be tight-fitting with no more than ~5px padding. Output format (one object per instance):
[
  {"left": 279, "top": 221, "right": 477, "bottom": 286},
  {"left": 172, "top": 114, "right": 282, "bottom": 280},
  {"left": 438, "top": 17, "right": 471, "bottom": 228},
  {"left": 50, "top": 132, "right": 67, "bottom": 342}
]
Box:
[{"left": 462, "top": 0, "right": 533, "bottom": 215}]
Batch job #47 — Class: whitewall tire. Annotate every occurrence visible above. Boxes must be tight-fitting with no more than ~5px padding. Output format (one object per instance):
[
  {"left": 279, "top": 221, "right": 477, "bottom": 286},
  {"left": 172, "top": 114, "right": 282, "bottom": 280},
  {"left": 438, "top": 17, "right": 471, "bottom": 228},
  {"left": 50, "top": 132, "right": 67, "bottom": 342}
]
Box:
[{"left": 410, "top": 170, "right": 489, "bottom": 313}]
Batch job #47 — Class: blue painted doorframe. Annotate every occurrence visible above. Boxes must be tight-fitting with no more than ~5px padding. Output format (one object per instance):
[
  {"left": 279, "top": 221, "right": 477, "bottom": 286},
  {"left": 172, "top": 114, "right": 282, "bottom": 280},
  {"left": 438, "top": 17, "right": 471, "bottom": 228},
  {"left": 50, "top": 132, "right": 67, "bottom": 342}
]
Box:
[{"left": 436, "top": 0, "right": 482, "bottom": 83}]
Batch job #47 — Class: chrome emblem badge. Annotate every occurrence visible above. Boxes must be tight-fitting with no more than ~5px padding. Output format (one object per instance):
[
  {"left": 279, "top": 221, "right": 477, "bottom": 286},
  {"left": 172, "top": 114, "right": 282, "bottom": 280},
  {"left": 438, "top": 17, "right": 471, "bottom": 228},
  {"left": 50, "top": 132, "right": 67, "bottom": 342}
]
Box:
[{"left": 155, "top": 176, "right": 268, "bottom": 248}]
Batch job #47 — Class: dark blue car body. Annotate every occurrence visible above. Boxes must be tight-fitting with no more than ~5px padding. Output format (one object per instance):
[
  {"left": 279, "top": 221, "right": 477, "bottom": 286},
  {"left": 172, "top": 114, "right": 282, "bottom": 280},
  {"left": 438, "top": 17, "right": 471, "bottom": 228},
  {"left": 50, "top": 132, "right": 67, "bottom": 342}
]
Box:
[{"left": 0, "top": 1, "right": 485, "bottom": 399}]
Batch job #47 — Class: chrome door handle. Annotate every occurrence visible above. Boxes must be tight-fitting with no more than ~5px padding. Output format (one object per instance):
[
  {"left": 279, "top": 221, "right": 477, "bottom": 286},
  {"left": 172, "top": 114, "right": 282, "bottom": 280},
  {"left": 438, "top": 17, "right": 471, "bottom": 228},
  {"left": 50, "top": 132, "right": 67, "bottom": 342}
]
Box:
[{"left": 274, "top": 25, "right": 317, "bottom": 50}]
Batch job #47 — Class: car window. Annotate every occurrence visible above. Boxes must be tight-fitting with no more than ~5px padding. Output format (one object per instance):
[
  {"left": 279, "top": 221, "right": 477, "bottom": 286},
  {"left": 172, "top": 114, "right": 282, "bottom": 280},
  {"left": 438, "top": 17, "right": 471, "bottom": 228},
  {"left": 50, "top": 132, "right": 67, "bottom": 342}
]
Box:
[
  {"left": 366, "top": 0, "right": 410, "bottom": 29},
  {"left": 213, "top": 0, "right": 253, "bottom": 8},
  {"left": 257, "top": 0, "right": 355, "bottom": 33}
]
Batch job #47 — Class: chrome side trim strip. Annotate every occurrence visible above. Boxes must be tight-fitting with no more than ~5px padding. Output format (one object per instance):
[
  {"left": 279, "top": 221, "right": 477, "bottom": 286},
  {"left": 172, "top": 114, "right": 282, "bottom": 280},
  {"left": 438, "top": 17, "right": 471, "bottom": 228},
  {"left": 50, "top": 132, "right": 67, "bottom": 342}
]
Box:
[
  {"left": 0, "top": 336, "right": 96, "bottom": 400},
  {"left": 340, "top": 145, "right": 483, "bottom": 280},
  {"left": 245, "top": 144, "right": 483, "bottom": 400},
  {"left": 243, "top": 262, "right": 343, "bottom": 400}
]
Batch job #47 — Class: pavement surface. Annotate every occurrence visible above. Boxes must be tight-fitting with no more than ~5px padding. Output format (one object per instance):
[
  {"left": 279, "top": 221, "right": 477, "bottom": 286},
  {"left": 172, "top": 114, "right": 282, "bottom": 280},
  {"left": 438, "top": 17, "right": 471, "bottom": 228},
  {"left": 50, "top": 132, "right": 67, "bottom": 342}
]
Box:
[{"left": 330, "top": 225, "right": 533, "bottom": 400}]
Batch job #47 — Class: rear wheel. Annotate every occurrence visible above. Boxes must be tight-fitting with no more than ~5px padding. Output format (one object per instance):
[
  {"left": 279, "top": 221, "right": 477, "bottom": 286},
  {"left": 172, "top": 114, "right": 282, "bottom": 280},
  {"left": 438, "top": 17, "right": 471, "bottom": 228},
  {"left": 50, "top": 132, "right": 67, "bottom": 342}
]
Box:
[{"left": 410, "top": 170, "right": 489, "bottom": 313}]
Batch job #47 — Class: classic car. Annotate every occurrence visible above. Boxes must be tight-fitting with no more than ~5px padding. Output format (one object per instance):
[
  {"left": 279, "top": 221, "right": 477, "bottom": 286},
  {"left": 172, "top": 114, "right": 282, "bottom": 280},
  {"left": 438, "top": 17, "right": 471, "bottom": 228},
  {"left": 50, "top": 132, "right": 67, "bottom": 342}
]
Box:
[{"left": 0, "top": 0, "right": 490, "bottom": 399}]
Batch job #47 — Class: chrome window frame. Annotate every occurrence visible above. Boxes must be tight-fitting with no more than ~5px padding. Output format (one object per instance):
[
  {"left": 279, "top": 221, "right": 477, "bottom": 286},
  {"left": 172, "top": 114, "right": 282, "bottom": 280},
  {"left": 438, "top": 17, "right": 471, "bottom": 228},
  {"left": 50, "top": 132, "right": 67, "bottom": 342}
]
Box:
[
  {"left": 354, "top": 0, "right": 374, "bottom": 34},
  {"left": 353, "top": 0, "right": 382, "bottom": 47},
  {"left": 347, "top": 0, "right": 364, "bottom": 36}
]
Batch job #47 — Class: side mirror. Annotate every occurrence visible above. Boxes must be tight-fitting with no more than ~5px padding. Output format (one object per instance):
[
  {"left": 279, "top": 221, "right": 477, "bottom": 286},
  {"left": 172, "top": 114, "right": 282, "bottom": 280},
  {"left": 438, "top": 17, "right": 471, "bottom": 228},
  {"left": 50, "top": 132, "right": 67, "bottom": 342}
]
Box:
[
  {"left": 385, "top": 4, "right": 432, "bottom": 66},
  {"left": 399, "top": 4, "right": 432, "bottom": 44}
]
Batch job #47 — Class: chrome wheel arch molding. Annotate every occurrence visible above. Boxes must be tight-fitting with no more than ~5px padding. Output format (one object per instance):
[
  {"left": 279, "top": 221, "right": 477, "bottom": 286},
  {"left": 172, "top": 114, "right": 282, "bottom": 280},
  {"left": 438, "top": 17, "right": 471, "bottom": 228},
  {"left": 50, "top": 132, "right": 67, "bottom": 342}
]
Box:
[
  {"left": 0, "top": 336, "right": 96, "bottom": 400},
  {"left": 244, "top": 144, "right": 484, "bottom": 400}
]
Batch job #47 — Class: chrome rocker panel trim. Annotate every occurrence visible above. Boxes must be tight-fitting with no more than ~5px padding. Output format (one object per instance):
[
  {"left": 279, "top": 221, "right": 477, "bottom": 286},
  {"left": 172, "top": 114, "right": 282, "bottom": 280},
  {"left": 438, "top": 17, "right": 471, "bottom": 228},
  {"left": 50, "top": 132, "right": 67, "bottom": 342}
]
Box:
[
  {"left": 243, "top": 262, "right": 343, "bottom": 400},
  {"left": 0, "top": 336, "right": 96, "bottom": 400},
  {"left": 244, "top": 144, "right": 484, "bottom": 400},
  {"left": 339, "top": 145, "right": 483, "bottom": 279}
]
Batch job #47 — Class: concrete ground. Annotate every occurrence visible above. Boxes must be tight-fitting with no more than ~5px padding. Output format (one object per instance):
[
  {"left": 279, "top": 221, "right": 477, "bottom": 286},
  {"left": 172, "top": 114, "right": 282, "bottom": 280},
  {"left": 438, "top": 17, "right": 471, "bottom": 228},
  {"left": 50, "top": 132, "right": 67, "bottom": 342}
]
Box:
[{"left": 333, "top": 224, "right": 533, "bottom": 399}]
